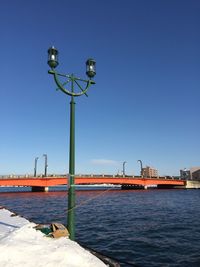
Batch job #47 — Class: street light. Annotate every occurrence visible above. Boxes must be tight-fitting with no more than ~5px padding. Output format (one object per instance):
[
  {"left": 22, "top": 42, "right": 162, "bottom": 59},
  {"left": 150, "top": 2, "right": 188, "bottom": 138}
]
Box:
[
  {"left": 43, "top": 154, "right": 48, "bottom": 177},
  {"left": 34, "top": 157, "right": 39, "bottom": 177},
  {"left": 47, "top": 46, "right": 96, "bottom": 240},
  {"left": 123, "top": 161, "right": 127, "bottom": 177},
  {"left": 137, "top": 160, "right": 143, "bottom": 177},
  {"left": 48, "top": 46, "right": 59, "bottom": 68},
  {"left": 86, "top": 58, "right": 96, "bottom": 78}
]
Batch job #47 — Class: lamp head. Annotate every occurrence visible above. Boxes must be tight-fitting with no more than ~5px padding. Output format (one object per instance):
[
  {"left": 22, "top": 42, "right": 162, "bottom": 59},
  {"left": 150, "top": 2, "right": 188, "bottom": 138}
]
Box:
[
  {"left": 86, "top": 58, "right": 96, "bottom": 78},
  {"left": 47, "top": 46, "right": 59, "bottom": 69}
]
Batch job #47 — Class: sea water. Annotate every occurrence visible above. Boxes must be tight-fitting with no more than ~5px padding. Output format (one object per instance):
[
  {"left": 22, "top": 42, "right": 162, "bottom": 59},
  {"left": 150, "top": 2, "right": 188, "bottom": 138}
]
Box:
[{"left": 0, "top": 188, "right": 200, "bottom": 267}]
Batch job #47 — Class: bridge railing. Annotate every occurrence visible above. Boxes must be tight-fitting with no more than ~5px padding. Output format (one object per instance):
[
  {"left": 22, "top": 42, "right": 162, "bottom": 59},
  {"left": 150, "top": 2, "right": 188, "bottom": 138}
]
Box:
[
  {"left": 0, "top": 174, "right": 67, "bottom": 179},
  {"left": 0, "top": 174, "right": 182, "bottom": 180}
]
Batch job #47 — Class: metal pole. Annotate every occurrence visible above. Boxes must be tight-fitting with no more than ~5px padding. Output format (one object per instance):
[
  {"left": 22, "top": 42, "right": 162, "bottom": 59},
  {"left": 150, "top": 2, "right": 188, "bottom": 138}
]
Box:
[
  {"left": 43, "top": 154, "right": 48, "bottom": 177},
  {"left": 67, "top": 94, "right": 75, "bottom": 240},
  {"left": 123, "top": 161, "right": 126, "bottom": 177},
  {"left": 34, "top": 157, "right": 39, "bottom": 177},
  {"left": 137, "top": 160, "right": 143, "bottom": 177}
]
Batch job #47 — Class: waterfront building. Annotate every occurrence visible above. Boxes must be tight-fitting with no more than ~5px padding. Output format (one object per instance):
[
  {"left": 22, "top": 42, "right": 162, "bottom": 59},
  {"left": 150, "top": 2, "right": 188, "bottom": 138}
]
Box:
[
  {"left": 142, "top": 166, "right": 159, "bottom": 178},
  {"left": 180, "top": 167, "right": 200, "bottom": 180},
  {"left": 191, "top": 169, "right": 200, "bottom": 180},
  {"left": 180, "top": 169, "right": 190, "bottom": 179}
]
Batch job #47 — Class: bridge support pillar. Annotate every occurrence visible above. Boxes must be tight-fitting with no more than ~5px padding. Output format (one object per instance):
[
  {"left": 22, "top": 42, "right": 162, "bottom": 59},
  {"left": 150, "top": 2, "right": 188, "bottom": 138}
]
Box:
[
  {"left": 32, "top": 186, "right": 49, "bottom": 192},
  {"left": 121, "top": 184, "right": 144, "bottom": 190}
]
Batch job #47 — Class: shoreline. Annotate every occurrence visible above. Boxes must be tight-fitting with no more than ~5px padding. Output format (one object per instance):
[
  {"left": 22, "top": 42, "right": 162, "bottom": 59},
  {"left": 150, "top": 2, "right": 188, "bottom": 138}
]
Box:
[{"left": 0, "top": 207, "right": 107, "bottom": 267}]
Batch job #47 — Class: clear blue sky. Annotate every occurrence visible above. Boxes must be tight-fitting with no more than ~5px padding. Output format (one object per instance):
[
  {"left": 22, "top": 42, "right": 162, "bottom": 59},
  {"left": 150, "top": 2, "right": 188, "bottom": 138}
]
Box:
[{"left": 0, "top": 0, "right": 199, "bottom": 176}]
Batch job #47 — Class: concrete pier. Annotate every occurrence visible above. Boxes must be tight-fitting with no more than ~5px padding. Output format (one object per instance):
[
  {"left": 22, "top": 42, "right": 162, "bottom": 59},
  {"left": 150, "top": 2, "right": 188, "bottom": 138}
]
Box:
[{"left": 185, "top": 180, "right": 200, "bottom": 189}]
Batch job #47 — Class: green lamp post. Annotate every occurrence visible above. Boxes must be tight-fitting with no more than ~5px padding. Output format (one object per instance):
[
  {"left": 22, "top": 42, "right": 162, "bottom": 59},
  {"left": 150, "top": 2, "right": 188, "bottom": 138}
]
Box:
[
  {"left": 122, "top": 161, "right": 127, "bottom": 177},
  {"left": 137, "top": 160, "right": 143, "bottom": 177},
  {"left": 43, "top": 154, "right": 48, "bottom": 177},
  {"left": 47, "top": 46, "right": 96, "bottom": 240},
  {"left": 34, "top": 157, "right": 39, "bottom": 177}
]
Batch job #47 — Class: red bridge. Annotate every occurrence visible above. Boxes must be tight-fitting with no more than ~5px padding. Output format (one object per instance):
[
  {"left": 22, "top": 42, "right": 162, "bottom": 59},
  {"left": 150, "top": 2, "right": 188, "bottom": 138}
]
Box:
[{"left": 0, "top": 175, "right": 186, "bottom": 191}]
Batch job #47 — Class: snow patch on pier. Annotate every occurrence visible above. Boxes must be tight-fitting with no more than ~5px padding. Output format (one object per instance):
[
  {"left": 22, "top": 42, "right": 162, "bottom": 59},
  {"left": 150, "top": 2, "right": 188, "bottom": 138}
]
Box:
[{"left": 0, "top": 208, "right": 106, "bottom": 267}]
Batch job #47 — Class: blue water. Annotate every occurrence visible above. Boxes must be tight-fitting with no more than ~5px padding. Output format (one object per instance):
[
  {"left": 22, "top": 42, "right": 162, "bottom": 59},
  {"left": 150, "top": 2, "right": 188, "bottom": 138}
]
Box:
[{"left": 0, "top": 188, "right": 200, "bottom": 267}]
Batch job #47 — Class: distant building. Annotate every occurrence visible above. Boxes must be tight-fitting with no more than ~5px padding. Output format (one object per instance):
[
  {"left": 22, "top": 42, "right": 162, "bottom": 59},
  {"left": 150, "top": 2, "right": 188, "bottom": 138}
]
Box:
[
  {"left": 180, "top": 167, "right": 200, "bottom": 180},
  {"left": 191, "top": 168, "right": 200, "bottom": 180},
  {"left": 180, "top": 169, "right": 190, "bottom": 180},
  {"left": 142, "top": 166, "right": 158, "bottom": 178}
]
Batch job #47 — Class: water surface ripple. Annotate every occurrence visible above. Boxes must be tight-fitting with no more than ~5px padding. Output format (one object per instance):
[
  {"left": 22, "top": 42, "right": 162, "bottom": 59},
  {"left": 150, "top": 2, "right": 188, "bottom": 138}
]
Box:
[{"left": 0, "top": 188, "right": 200, "bottom": 267}]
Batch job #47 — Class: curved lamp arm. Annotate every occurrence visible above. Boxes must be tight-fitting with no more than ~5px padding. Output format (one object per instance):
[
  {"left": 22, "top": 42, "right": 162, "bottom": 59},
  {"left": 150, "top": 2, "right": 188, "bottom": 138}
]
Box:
[{"left": 48, "top": 70, "right": 95, "bottom": 97}]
